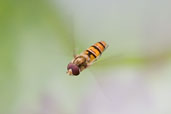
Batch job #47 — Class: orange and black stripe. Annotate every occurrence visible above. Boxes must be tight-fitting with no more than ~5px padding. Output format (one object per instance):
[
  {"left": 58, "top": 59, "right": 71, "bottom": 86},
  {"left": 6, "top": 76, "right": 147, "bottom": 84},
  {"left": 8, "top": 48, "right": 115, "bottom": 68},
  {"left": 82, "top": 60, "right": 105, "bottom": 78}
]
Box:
[{"left": 84, "top": 41, "right": 108, "bottom": 62}]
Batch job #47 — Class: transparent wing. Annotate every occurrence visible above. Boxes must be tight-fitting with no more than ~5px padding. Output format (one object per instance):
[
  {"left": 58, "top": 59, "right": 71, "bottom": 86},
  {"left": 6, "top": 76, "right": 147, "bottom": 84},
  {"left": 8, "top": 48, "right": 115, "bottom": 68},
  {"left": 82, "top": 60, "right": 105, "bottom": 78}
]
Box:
[
  {"left": 87, "top": 51, "right": 171, "bottom": 103},
  {"left": 46, "top": 11, "right": 85, "bottom": 57},
  {"left": 66, "top": 15, "right": 85, "bottom": 57},
  {"left": 89, "top": 54, "right": 125, "bottom": 70}
]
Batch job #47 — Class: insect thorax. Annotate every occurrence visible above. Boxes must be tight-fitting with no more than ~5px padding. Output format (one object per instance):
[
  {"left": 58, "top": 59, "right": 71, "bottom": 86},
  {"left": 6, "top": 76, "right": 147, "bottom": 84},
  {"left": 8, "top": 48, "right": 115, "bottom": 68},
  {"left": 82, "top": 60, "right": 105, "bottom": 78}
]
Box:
[
  {"left": 73, "top": 55, "right": 86, "bottom": 65},
  {"left": 72, "top": 54, "right": 89, "bottom": 71}
]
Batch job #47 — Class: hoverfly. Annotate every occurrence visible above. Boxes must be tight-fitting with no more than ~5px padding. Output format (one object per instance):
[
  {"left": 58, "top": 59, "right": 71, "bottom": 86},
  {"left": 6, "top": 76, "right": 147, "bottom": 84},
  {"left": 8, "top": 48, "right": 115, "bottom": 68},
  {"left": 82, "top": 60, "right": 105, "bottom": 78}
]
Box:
[{"left": 67, "top": 41, "right": 108, "bottom": 76}]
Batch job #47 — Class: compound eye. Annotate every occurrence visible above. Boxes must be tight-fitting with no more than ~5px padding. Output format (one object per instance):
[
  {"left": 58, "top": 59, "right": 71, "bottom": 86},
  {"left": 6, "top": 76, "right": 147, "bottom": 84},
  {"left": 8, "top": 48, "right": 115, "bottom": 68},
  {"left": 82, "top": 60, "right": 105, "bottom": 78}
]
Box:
[{"left": 67, "top": 63, "right": 80, "bottom": 75}]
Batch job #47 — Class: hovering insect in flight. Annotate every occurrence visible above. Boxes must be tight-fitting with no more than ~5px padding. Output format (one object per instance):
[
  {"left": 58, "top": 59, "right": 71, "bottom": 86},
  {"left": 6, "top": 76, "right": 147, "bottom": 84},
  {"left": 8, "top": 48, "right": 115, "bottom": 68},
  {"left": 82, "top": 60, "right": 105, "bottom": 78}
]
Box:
[{"left": 67, "top": 41, "right": 108, "bottom": 76}]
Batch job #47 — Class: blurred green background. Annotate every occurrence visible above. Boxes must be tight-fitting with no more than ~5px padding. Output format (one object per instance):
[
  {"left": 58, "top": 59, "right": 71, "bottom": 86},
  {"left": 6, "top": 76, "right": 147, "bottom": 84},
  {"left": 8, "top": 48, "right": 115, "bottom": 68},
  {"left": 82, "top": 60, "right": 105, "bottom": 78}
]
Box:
[{"left": 0, "top": 0, "right": 171, "bottom": 114}]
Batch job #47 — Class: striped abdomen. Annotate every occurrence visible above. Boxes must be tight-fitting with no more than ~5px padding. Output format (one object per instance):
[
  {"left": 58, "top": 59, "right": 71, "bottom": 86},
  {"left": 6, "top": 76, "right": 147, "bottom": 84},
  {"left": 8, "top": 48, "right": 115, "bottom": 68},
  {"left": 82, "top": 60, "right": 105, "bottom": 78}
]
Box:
[{"left": 84, "top": 41, "right": 108, "bottom": 62}]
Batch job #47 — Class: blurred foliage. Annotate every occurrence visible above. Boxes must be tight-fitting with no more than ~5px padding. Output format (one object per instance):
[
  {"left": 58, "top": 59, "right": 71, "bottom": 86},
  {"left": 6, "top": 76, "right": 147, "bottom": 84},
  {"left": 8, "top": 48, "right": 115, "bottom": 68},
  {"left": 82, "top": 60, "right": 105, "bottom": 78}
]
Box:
[
  {"left": 0, "top": 0, "right": 75, "bottom": 113},
  {"left": 93, "top": 49, "right": 171, "bottom": 70}
]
